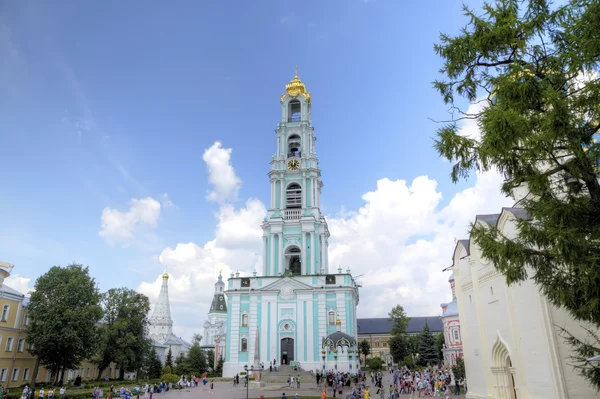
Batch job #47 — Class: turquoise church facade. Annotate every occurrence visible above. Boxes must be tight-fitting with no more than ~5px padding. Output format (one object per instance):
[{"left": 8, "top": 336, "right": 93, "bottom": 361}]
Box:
[{"left": 222, "top": 74, "right": 361, "bottom": 377}]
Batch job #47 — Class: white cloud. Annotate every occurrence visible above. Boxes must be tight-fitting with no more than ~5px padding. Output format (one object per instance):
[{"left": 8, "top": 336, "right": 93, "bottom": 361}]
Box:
[
  {"left": 202, "top": 142, "right": 241, "bottom": 203},
  {"left": 99, "top": 197, "right": 162, "bottom": 247},
  {"left": 4, "top": 274, "right": 34, "bottom": 296}
]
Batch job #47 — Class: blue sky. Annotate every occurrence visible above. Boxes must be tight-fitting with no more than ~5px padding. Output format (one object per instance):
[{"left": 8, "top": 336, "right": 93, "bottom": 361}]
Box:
[{"left": 0, "top": 0, "right": 509, "bottom": 336}]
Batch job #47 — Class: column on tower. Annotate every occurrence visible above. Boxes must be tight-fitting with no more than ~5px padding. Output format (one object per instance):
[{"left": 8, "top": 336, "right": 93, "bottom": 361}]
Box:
[
  {"left": 262, "top": 236, "right": 267, "bottom": 275},
  {"left": 280, "top": 177, "right": 284, "bottom": 209},
  {"left": 323, "top": 237, "right": 329, "bottom": 272},
  {"left": 270, "top": 179, "right": 275, "bottom": 208},
  {"left": 279, "top": 232, "right": 284, "bottom": 275},
  {"left": 302, "top": 174, "right": 306, "bottom": 208},
  {"left": 301, "top": 233, "right": 306, "bottom": 275},
  {"left": 270, "top": 233, "right": 275, "bottom": 276},
  {"left": 309, "top": 231, "right": 315, "bottom": 275}
]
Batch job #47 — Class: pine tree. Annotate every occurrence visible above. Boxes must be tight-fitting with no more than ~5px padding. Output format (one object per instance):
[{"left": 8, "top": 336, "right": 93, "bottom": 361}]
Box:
[
  {"left": 165, "top": 347, "right": 173, "bottom": 368},
  {"left": 417, "top": 322, "right": 439, "bottom": 366},
  {"left": 147, "top": 348, "right": 163, "bottom": 379},
  {"left": 433, "top": 0, "right": 600, "bottom": 388}
]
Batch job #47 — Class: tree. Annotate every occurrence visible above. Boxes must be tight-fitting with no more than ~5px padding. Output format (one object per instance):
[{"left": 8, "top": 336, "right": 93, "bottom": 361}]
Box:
[
  {"left": 146, "top": 347, "right": 163, "bottom": 379},
  {"left": 192, "top": 333, "right": 203, "bottom": 346},
  {"left": 215, "top": 356, "right": 224, "bottom": 375},
  {"left": 26, "top": 264, "right": 102, "bottom": 385},
  {"left": 389, "top": 334, "right": 409, "bottom": 364},
  {"left": 173, "top": 353, "right": 191, "bottom": 376},
  {"left": 206, "top": 350, "right": 215, "bottom": 369},
  {"left": 452, "top": 357, "right": 466, "bottom": 382},
  {"left": 367, "top": 357, "right": 384, "bottom": 371},
  {"left": 417, "top": 322, "right": 439, "bottom": 366},
  {"left": 95, "top": 288, "right": 151, "bottom": 379},
  {"left": 186, "top": 344, "right": 208, "bottom": 374},
  {"left": 433, "top": 0, "right": 600, "bottom": 388},
  {"left": 389, "top": 305, "right": 410, "bottom": 335},
  {"left": 359, "top": 340, "right": 371, "bottom": 364},
  {"left": 165, "top": 347, "right": 173, "bottom": 369},
  {"left": 435, "top": 333, "right": 445, "bottom": 362}
]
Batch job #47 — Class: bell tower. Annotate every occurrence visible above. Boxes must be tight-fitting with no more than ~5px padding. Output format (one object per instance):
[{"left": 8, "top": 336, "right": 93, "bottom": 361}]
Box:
[{"left": 261, "top": 70, "right": 330, "bottom": 277}]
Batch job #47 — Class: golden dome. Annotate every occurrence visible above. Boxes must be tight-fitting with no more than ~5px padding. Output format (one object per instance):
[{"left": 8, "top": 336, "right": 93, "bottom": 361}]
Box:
[
  {"left": 162, "top": 271, "right": 169, "bottom": 280},
  {"left": 281, "top": 69, "right": 311, "bottom": 104}
]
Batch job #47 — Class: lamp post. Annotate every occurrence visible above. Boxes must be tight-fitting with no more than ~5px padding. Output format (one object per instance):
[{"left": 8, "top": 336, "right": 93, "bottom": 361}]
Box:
[{"left": 244, "top": 365, "right": 254, "bottom": 399}]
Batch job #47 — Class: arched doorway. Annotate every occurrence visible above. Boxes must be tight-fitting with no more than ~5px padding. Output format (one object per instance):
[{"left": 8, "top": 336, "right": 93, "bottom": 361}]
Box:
[
  {"left": 285, "top": 246, "right": 302, "bottom": 275},
  {"left": 281, "top": 337, "right": 294, "bottom": 365},
  {"left": 492, "top": 335, "right": 518, "bottom": 399}
]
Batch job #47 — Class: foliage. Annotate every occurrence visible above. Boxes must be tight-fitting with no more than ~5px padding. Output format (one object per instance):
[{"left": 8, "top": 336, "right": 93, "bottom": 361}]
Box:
[
  {"left": 389, "top": 334, "right": 409, "bottom": 364},
  {"left": 74, "top": 375, "right": 82, "bottom": 387},
  {"left": 417, "top": 322, "right": 439, "bottom": 366},
  {"left": 367, "top": 357, "right": 384, "bottom": 371},
  {"left": 389, "top": 305, "right": 410, "bottom": 335},
  {"left": 558, "top": 326, "right": 600, "bottom": 388},
  {"left": 215, "top": 356, "right": 224, "bottom": 374},
  {"left": 145, "top": 347, "right": 163, "bottom": 379},
  {"left": 186, "top": 344, "right": 208, "bottom": 374},
  {"left": 402, "top": 355, "right": 415, "bottom": 369},
  {"left": 192, "top": 333, "right": 203, "bottom": 345},
  {"left": 433, "top": 0, "right": 600, "bottom": 388},
  {"left": 452, "top": 358, "right": 466, "bottom": 382},
  {"left": 161, "top": 373, "right": 180, "bottom": 384},
  {"left": 408, "top": 334, "right": 421, "bottom": 355},
  {"left": 359, "top": 340, "right": 371, "bottom": 364},
  {"left": 162, "top": 365, "right": 172, "bottom": 375},
  {"left": 206, "top": 350, "right": 215, "bottom": 369},
  {"left": 435, "top": 333, "right": 445, "bottom": 362},
  {"left": 173, "top": 352, "right": 191, "bottom": 376},
  {"left": 26, "top": 264, "right": 103, "bottom": 382},
  {"left": 94, "top": 287, "right": 151, "bottom": 379},
  {"left": 165, "top": 347, "right": 173, "bottom": 369}
]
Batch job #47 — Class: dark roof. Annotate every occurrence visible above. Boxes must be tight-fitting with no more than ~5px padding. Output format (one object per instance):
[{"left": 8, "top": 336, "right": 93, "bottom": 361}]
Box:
[
  {"left": 323, "top": 331, "right": 357, "bottom": 347},
  {"left": 457, "top": 239, "right": 470, "bottom": 255},
  {"left": 502, "top": 207, "right": 531, "bottom": 221},
  {"left": 475, "top": 213, "right": 501, "bottom": 226},
  {"left": 209, "top": 293, "right": 227, "bottom": 314},
  {"left": 357, "top": 317, "right": 443, "bottom": 335}
]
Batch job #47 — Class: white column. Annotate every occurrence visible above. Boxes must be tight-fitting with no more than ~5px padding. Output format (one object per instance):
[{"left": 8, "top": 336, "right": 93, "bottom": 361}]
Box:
[
  {"left": 280, "top": 178, "right": 285, "bottom": 209},
  {"left": 310, "top": 231, "right": 315, "bottom": 275},
  {"left": 302, "top": 174, "right": 307, "bottom": 207},
  {"left": 319, "top": 234, "right": 323, "bottom": 272},
  {"left": 312, "top": 178, "right": 316, "bottom": 208},
  {"left": 270, "top": 234, "right": 275, "bottom": 276},
  {"left": 270, "top": 181, "right": 275, "bottom": 208},
  {"left": 279, "top": 232, "right": 284, "bottom": 275},
  {"left": 323, "top": 237, "right": 329, "bottom": 272},
  {"left": 301, "top": 233, "right": 307, "bottom": 275},
  {"left": 263, "top": 236, "right": 268, "bottom": 275}
]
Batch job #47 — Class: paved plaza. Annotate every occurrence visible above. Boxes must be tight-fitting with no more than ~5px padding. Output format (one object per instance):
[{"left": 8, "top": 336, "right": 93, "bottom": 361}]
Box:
[{"left": 158, "top": 373, "right": 466, "bottom": 399}]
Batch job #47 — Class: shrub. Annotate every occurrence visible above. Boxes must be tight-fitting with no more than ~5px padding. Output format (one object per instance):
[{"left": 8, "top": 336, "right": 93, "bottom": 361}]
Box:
[{"left": 160, "top": 373, "right": 180, "bottom": 384}]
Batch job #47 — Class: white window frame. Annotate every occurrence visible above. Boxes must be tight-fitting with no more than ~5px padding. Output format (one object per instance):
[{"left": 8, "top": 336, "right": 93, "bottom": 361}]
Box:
[
  {"left": 241, "top": 314, "right": 248, "bottom": 327},
  {"left": 0, "top": 368, "right": 7, "bottom": 382},
  {"left": 86, "top": 367, "right": 90, "bottom": 377},
  {"left": 5, "top": 337, "right": 13, "bottom": 352},
  {"left": 328, "top": 311, "right": 335, "bottom": 325},
  {"left": 1, "top": 305, "right": 9, "bottom": 322},
  {"left": 17, "top": 338, "right": 25, "bottom": 352},
  {"left": 11, "top": 368, "right": 18, "bottom": 381},
  {"left": 23, "top": 314, "right": 29, "bottom": 326},
  {"left": 241, "top": 338, "right": 248, "bottom": 352},
  {"left": 23, "top": 367, "right": 30, "bottom": 381},
  {"left": 453, "top": 329, "right": 460, "bottom": 341}
]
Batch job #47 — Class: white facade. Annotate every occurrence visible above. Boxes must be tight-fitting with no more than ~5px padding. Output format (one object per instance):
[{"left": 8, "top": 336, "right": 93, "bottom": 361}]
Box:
[
  {"left": 453, "top": 208, "right": 599, "bottom": 399},
  {"left": 440, "top": 273, "right": 463, "bottom": 366},
  {"left": 223, "top": 74, "right": 360, "bottom": 377},
  {"left": 148, "top": 271, "right": 191, "bottom": 364},
  {"left": 203, "top": 273, "right": 228, "bottom": 350}
]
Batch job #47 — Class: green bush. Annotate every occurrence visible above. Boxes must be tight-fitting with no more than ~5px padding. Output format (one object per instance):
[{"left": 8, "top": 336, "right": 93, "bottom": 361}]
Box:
[
  {"left": 160, "top": 373, "right": 180, "bottom": 384},
  {"left": 367, "top": 357, "right": 384, "bottom": 371}
]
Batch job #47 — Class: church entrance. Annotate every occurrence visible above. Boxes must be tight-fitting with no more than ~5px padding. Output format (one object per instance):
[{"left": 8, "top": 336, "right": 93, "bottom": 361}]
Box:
[{"left": 281, "top": 337, "right": 294, "bottom": 365}]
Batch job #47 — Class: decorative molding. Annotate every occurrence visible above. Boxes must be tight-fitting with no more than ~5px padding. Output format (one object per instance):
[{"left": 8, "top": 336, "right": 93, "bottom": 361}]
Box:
[
  {"left": 461, "top": 282, "right": 473, "bottom": 292},
  {"left": 478, "top": 270, "right": 500, "bottom": 284}
]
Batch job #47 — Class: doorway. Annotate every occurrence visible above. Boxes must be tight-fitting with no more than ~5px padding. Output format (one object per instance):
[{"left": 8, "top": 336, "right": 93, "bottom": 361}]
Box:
[{"left": 281, "top": 337, "right": 294, "bottom": 365}]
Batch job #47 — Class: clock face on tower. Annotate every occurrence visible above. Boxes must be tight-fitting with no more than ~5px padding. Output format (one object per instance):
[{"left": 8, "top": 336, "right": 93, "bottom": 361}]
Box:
[{"left": 287, "top": 159, "right": 300, "bottom": 171}]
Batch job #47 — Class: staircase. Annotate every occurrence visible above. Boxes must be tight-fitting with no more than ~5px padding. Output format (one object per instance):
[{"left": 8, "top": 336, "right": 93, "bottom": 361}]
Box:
[{"left": 260, "top": 365, "right": 315, "bottom": 385}]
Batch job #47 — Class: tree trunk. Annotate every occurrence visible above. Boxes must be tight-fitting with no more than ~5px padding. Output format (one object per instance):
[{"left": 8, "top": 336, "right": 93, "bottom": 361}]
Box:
[
  {"left": 97, "top": 366, "right": 106, "bottom": 381},
  {"left": 30, "top": 358, "right": 41, "bottom": 393}
]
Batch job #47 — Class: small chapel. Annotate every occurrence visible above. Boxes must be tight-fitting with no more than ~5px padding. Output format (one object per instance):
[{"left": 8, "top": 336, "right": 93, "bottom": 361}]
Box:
[{"left": 222, "top": 73, "right": 361, "bottom": 377}]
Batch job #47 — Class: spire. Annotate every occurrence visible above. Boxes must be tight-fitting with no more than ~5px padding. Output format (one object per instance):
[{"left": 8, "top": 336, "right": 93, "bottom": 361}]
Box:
[{"left": 149, "top": 271, "right": 173, "bottom": 335}]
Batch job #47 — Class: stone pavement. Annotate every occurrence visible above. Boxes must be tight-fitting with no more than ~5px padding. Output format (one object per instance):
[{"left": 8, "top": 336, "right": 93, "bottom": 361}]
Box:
[{"left": 157, "top": 372, "right": 466, "bottom": 399}]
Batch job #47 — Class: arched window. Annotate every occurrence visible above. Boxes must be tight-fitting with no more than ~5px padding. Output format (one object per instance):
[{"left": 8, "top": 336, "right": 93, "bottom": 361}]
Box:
[
  {"left": 328, "top": 311, "right": 335, "bottom": 325},
  {"left": 242, "top": 314, "right": 248, "bottom": 327},
  {"left": 286, "top": 183, "right": 302, "bottom": 208},
  {"left": 287, "top": 135, "right": 301, "bottom": 158},
  {"left": 453, "top": 329, "right": 460, "bottom": 341},
  {"left": 241, "top": 338, "right": 248, "bottom": 352},
  {"left": 288, "top": 100, "right": 301, "bottom": 122}
]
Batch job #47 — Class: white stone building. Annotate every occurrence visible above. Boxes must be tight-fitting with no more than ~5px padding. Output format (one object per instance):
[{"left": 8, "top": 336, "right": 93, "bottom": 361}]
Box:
[
  {"left": 202, "top": 273, "right": 228, "bottom": 365},
  {"left": 452, "top": 208, "right": 599, "bottom": 399},
  {"left": 148, "top": 271, "right": 191, "bottom": 364},
  {"left": 440, "top": 273, "right": 463, "bottom": 366}
]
